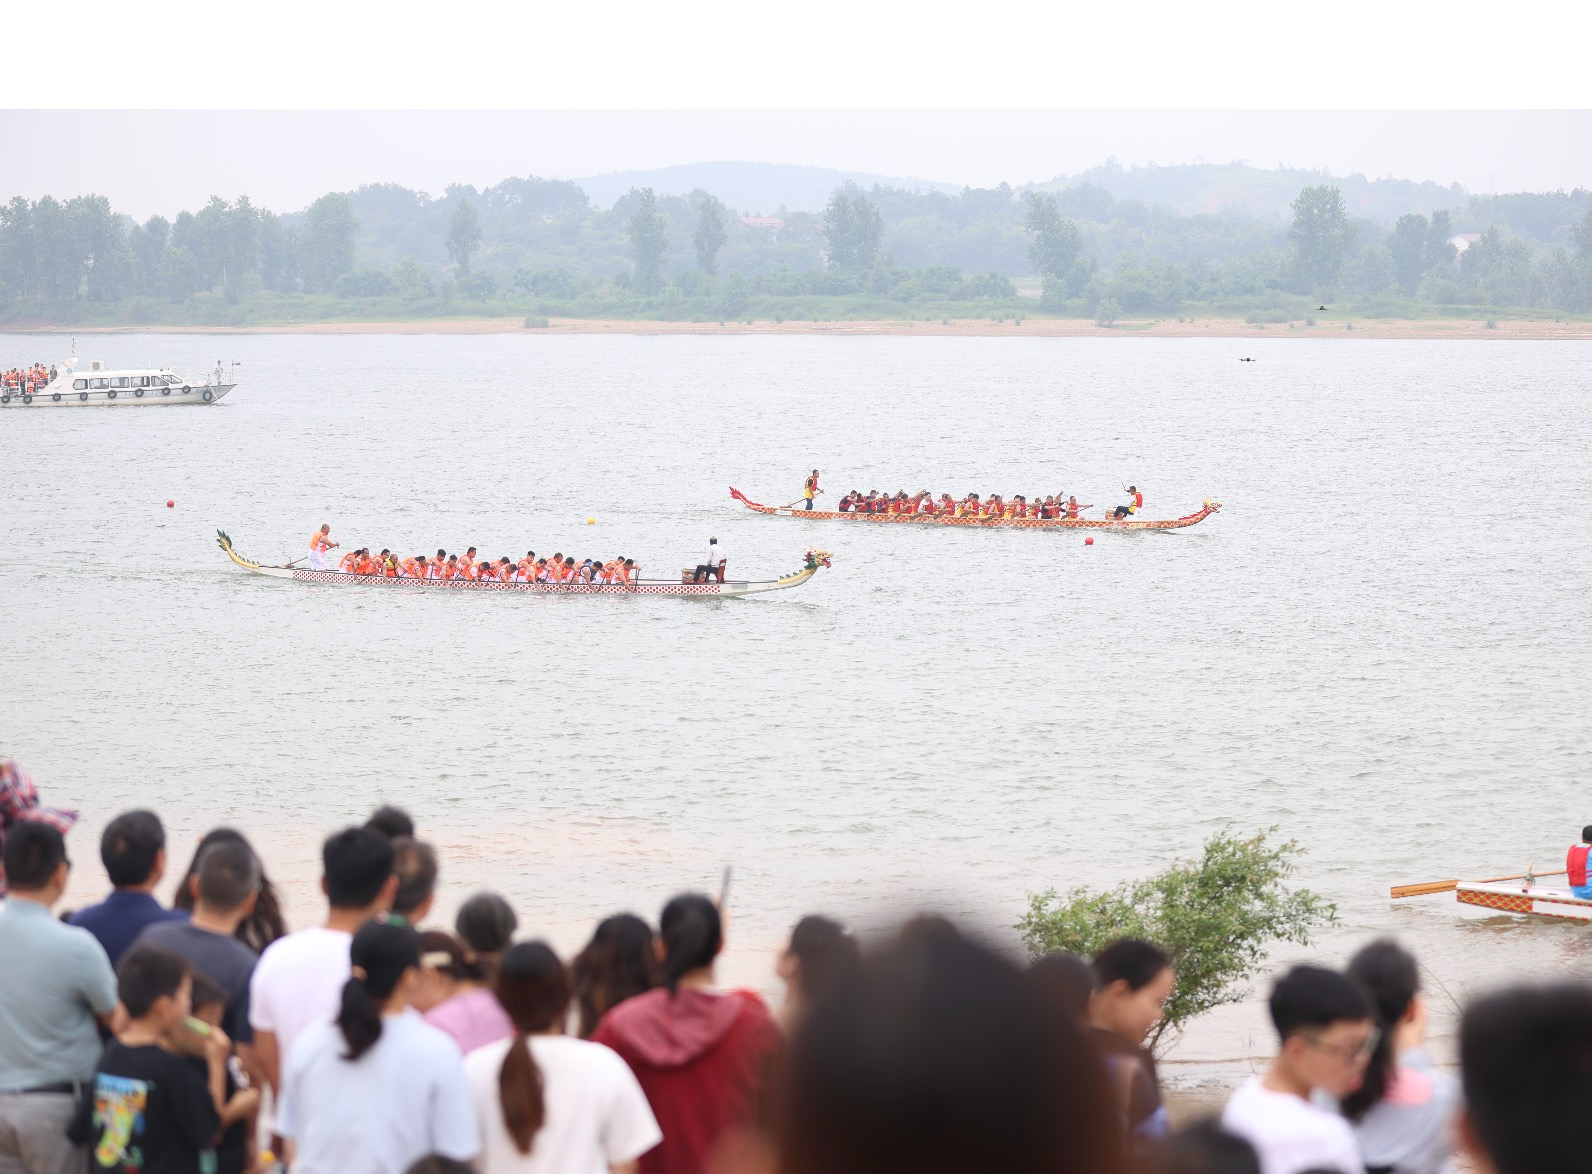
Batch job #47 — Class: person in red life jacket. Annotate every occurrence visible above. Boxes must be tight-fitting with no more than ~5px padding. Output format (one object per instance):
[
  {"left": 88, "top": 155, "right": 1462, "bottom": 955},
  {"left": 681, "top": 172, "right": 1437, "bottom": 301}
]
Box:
[
  {"left": 1568, "top": 826, "right": 1592, "bottom": 899},
  {"left": 590, "top": 893, "right": 781, "bottom": 1174},
  {"left": 1113, "top": 485, "right": 1144, "bottom": 519}
]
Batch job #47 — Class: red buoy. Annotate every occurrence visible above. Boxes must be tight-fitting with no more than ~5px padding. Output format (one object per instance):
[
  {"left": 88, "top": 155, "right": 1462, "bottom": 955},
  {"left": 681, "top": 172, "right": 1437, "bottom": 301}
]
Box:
[
  {"left": 166, "top": 500, "right": 174, "bottom": 508},
  {"left": 1084, "top": 536, "right": 1094, "bottom": 545}
]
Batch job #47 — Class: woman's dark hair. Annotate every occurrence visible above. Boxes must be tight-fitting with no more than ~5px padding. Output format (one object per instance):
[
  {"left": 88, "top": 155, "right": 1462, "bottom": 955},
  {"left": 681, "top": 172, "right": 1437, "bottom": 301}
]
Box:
[
  {"left": 419, "top": 930, "right": 487, "bottom": 983},
  {"left": 787, "top": 915, "right": 860, "bottom": 1004},
  {"left": 337, "top": 915, "right": 420, "bottom": 1061},
  {"left": 495, "top": 941, "right": 571, "bottom": 1155},
  {"left": 1093, "top": 938, "right": 1172, "bottom": 991},
  {"left": 659, "top": 893, "right": 721, "bottom": 994},
  {"left": 1341, "top": 938, "right": 1420, "bottom": 1121},
  {"left": 778, "top": 916, "right": 1124, "bottom": 1174},
  {"left": 572, "top": 913, "right": 661, "bottom": 1037},
  {"left": 455, "top": 892, "right": 518, "bottom": 978},
  {"left": 173, "top": 828, "right": 287, "bottom": 952},
  {"left": 1153, "top": 1117, "right": 1261, "bottom": 1174}
]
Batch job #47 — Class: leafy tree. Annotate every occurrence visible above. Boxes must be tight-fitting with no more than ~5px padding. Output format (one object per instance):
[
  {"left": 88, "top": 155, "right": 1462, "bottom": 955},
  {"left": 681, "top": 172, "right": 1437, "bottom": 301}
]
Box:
[
  {"left": 334, "top": 268, "right": 397, "bottom": 297},
  {"left": 1094, "top": 296, "right": 1121, "bottom": 327},
  {"left": 393, "top": 255, "right": 430, "bottom": 296},
  {"left": 32, "top": 196, "right": 81, "bottom": 299},
  {"left": 446, "top": 199, "right": 482, "bottom": 275},
  {"left": 1289, "top": 185, "right": 1353, "bottom": 294},
  {"left": 1423, "top": 210, "right": 1457, "bottom": 279},
  {"left": 258, "top": 212, "right": 298, "bottom": 292},
  {"left": 1016, "top": 829, "right": 1336, "bottom": 1052},
  {"left": 714, "top": 269, "right": 751, "bottom": 319},
  {"left": 298, "top": 193, "right": 358, "bottom": 293},
  {"left": 156, "top": 245, "right": 203, "bottom": 302},
  {"left": 0, "top": 196, "right": 37, "bottom": 296},
  {"left": 1024, "top": 192, "right": 1083, "bottom": 279},
  {"left": 693, "top": 194, "right": 728, "bottom": 275},
  {"left": 1388, "top": 213, "right": 1429, "bottom": 296},
  {"left": 129, "top": 216, "right": 169, "bottom": 296},
  {"left": 626, "top": 187, "right": 667, "bottom": 295},
  {"left": 823, "top": 182, "right": 883, "bottom": 270}
]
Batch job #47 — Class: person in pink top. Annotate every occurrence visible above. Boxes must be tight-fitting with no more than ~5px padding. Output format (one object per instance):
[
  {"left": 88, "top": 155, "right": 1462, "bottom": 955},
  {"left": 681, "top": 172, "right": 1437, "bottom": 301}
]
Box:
[{"left": 418, "top": 894, "right": 519, "bottom": 1054}]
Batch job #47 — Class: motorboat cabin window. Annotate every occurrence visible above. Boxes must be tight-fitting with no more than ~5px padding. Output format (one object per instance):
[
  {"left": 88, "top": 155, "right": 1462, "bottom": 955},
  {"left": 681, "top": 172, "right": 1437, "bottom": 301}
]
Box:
[
  {"left": 111, "top": 376, "right": 129, "bottom": 388},
  {"left": 90, "top": 377, "right": 109, "bottom": 389},
  {"left": 73, "top": 379, "right": 88, "bottom": 390}
]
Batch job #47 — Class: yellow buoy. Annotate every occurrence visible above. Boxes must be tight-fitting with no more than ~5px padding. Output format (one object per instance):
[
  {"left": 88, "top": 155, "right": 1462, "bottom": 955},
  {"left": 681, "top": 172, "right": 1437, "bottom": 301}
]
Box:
[{"left": 586, "top": 517, "right": 596, "bottom": 525}]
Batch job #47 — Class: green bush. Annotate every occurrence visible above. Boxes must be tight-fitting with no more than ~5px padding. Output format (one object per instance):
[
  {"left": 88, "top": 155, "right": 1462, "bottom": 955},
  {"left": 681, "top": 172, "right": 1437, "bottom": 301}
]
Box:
[
  {"left": 1016, "top": 829, "right": 1335, "bottom": 1052},
  {"left": 523, "top": 315, "right": 550, "bottom": 328}
]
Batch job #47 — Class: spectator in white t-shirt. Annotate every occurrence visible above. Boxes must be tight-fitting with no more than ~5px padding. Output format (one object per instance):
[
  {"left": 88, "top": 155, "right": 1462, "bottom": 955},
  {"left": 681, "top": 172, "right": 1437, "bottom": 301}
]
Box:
[
  {"left": 1222, "top": 965, "right": 1376, "bottom": 1174},
  {"left": 278, "top": 914, "right": 479, "bottom": 1174},
  {"left": 248, "top": 826, "right": 397, "bottom": 1095},
  {"left": 465, "top": 940, "right": 660, "bottom": 1174}
]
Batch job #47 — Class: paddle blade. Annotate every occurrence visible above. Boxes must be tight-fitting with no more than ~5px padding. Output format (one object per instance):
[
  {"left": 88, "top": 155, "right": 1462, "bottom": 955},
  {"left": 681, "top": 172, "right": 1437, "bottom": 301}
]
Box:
[{"left": 1391, "top": 879, "right": 1459, "bottom": 899}]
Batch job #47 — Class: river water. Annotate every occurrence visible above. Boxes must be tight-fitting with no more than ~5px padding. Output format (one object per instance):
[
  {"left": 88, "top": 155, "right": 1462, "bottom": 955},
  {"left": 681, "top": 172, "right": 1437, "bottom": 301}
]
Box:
[{"left": 4, "top": 331, "right": 1590, "bottom": 1088}]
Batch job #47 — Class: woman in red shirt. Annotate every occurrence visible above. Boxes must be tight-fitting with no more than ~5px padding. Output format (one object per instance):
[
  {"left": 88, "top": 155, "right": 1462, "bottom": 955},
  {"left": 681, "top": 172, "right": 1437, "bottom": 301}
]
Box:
[{"left": 591, "top": 894, "right": 781, "bottom": 1174}]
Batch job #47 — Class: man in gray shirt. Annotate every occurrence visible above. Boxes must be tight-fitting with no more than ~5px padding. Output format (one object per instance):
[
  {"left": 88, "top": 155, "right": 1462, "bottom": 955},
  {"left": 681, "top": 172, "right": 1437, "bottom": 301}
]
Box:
[{"left": 0, "top": 822, "right": 119, "bottom": 1174}]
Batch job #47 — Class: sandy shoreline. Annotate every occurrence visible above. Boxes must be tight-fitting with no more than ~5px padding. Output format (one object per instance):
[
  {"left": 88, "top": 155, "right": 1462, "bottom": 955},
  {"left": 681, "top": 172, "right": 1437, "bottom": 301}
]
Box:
[{"left": 11, "top": 315, "right": 1592, "bottom": 339}]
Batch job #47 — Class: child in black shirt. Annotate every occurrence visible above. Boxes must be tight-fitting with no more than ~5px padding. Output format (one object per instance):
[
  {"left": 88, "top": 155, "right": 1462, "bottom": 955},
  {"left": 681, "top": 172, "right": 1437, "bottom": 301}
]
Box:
[
  {"left": 189, "top": 973, "right": 260, "bottom": 1174},
  {"left": 91, "top": 946, "right": 227, "bottom": 1174}
]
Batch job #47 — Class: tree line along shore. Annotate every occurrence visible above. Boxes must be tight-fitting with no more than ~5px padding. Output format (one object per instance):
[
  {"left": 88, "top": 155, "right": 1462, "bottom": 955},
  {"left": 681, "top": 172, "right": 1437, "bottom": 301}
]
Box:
[{"left": 3, "top": 164, "right": 1592, "bottom": 332}]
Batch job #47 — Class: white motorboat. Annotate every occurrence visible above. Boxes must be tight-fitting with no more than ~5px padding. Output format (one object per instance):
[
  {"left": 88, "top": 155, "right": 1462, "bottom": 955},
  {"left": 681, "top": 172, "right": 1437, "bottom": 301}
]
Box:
[{"left": 0, "top": 356, "right": 236, "bottom": 408}]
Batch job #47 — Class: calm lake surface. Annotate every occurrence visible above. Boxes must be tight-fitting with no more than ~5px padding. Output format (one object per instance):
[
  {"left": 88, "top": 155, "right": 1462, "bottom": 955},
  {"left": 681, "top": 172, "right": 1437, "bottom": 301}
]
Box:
[{"left": 4, "top": 331, "right": 1590, "bottom": 1086}]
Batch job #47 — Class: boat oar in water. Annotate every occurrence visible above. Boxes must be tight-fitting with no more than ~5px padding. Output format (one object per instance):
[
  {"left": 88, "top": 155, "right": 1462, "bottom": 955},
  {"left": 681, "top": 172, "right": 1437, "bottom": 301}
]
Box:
[{"left": 1391, "top": 869, "right": 1566, "bottom": 899}]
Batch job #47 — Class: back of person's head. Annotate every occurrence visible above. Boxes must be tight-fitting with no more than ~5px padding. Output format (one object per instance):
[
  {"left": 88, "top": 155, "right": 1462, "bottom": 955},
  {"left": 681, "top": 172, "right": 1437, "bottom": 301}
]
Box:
[
  {"left": 195, "top": 838, "right": 260, "bottom": 913},
  {"left": 780, "top": 916, "right": 1123, "bottom": 1174},
  {"left": 572, "top": 912, "right": 661, "bottom": 1037},
  {"left": 322, "top": 826, "right": 395, "bottom": 911},
  {"left": 390, "top": 837, "right": 439, "bottom": 919},
  {"left": 1153, "top": 1117, "right": 1261, "bottom": 1174},
  {"left": 173, "top": 827, "right": 287, "bottom": 951},
  {"left": 419, "top": 929, "right": 486, "bottom": 983},
  {"left": 2, "top": 821, "right": 66, "bottom": 892},
  {"left": 1093, "top": 938, "right": 1171, "bottom": 991},
  {"left": 365, "top": 805, "right": 415, "bottom": 840},
  {"left": 1268, "top": 965, "right": 1372, "bottom": 1040},
  {"left": 403, "top": 1157, "right": 474, "bottom": 1174},
  {"left": 117, "top": 944, "right": 192, "bottom": 1019},
  {"left": 659, "top": 892, "right": 722, "bottom": 994},
  {"left": 455, "top": 892, "right": 517, "bottom": 960},
  {"left": 495, "top": 941, "right": 572, "bottom": 1154},
  {"left": 337, "top": 914, "right": 420, "bottom": 1060},
  {"left": 189, "top": 970, "right": 228, "bottom": 1018},
  {"left": 1460, "top": 982, "right": 1592, "bottom": 1174},
  {"left": 787, "top": 914, "right": 861, "bottom": 1004},
  {"left": 1341, "top": 938, "right": 1420, "bottom": 1120},
  {"left": 1583, "top": 824, "right": 1592, "bottom": 843},
  {"left": 100, "top": 809, "right": 165, "bottom": 888},
  {"left": 1026, "top": 952, "right": 1098, "bottom": 1024}
]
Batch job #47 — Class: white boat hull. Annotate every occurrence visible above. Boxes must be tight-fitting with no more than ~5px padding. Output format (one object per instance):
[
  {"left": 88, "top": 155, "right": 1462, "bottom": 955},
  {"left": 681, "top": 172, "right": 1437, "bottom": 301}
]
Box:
[
  {"left": 1, "top": 382, "right": 235, "bottom": 408},
  {"left": 1456, "top": 881, "right": 1592, "bottom": 921}
]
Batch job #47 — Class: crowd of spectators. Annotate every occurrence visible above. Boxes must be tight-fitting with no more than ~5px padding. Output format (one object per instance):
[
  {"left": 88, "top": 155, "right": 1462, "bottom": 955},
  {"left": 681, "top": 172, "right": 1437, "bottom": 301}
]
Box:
[{"left": 2, "top": 765, "right": 1590, "bottom": 1174}]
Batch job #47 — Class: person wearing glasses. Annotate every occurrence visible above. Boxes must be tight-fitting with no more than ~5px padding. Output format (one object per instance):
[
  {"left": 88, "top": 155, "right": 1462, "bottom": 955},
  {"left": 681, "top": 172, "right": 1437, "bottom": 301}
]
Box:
[{"left": 1222, "top": 965, "right": 1376, "bottom": 1174}]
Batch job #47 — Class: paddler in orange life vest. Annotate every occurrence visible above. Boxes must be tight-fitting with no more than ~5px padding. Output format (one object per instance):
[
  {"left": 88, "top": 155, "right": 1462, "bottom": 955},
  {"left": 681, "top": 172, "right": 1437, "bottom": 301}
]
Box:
[
  {"left": 308, "top": 524, "right": 338, "bottom": 571},
  {"left": 804, "top": 470, "right": 822, "bottom": 511},
  {"left": 1569, "top": 826, "right": 1592, "bottom": 899}
]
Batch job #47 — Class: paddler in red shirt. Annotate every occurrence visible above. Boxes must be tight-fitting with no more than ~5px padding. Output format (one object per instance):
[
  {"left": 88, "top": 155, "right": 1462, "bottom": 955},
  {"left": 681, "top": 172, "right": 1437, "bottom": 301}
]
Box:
[{"left": 1569, "top": 826, "right": 1592, "bottom": 899}]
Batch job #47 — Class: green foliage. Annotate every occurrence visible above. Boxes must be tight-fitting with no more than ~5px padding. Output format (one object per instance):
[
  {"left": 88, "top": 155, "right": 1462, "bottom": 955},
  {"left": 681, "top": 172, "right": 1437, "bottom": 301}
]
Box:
[
  {"left": 1023, "top": 192, "right": 1083, "bottom": 280},
  {"left": 1289, "top": 185, "right": 1353, "bottom": 295},
  {"left": 1094, "top": 296, "right": 1120, "bottom": 326},
  {"left": 626, "top": 187, "right": 667, "bottom": 295},
  {"left": 446, "top": 199, "right": 482, "bottom": 275},
  {"left": 693, "top": 194, "right": 728, "bottom": 275},
  {"left": 1016, "top": 829, "right": 1336, "bottom": 1050},
  {"left": 299, "top": 193, "right": 358, "bottom": 293},
  {"left": 714, "top": 269, "right": 751, "bottom": 319},
  {"left": 823, "top": 182, "right": 884, "bottom": 270}
]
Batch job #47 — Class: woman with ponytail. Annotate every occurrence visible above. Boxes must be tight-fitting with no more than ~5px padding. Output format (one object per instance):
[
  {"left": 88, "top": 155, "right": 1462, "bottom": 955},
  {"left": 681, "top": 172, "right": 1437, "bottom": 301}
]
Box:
[
  {"left": 591, "top": 893, "right": 782, "bottom": 1174},
  {"left": 276, "top": 915, "right": 480, "bottom": 1174},
  {"left": 464, "top": 941, "right": 660, "bottom": 1172},
  {"left": 1341, "top": 939, "right": 1460, "bottom": 1174}
]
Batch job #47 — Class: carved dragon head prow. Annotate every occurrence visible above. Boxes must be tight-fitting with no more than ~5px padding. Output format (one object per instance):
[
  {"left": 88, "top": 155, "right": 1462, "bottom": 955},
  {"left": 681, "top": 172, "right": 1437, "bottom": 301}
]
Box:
[{"left": 805, "top": 548, "right": 834, "bottom": 570}]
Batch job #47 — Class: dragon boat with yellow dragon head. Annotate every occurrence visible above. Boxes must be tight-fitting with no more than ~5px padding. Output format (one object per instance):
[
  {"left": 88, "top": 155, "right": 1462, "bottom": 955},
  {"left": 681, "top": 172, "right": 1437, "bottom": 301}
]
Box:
[
  {"left": 217, "top": 532, "right": 831, "bottom": 599},
  {"left": 729, "top": 488, "right": 1221, "bottom": 530}
]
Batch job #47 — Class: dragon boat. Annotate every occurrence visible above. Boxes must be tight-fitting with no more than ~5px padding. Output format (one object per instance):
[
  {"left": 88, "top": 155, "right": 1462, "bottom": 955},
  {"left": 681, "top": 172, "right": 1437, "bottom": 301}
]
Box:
[
  {"left": 1454, "top": 881, "right": 1592, "bottom": 922},
  {"left": 217, "top": 532, "right": 832, "bottom": 598},
  {"left": 729, "top": 488, "right": 1221, "bottom": 530}
]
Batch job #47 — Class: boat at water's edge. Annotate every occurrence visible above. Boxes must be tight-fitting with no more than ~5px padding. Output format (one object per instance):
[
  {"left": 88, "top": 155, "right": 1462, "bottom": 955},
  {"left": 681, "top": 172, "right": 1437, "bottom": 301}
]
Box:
[
  {"left": 217, "top": 532, "right": 831, "bottom": 599},
  {"left": 729, "top": 488, "right": 1221, "bottom": 530},
  {"left": 1455, "top": 881, "right": 1592, "bottom": 922}
]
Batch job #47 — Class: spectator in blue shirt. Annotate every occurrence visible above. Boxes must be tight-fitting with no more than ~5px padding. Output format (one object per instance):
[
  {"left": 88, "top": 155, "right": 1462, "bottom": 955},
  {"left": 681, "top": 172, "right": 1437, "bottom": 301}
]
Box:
[{"left": 70, "top": 810, "right": 187, "bottom": 965}]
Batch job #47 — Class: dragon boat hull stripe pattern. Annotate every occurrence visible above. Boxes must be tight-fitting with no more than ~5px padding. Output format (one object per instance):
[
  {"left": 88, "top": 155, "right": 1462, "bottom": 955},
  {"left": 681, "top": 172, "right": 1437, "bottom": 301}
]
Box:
[
  {"left": 216, "top": 532, "right": 829, "bottom": 599},
  {"left": 1456, "top": 881, "right": 1592, "bottom": 921},
  {"left": 729, "top": 488, "right": 1220, "bottom": 530}
]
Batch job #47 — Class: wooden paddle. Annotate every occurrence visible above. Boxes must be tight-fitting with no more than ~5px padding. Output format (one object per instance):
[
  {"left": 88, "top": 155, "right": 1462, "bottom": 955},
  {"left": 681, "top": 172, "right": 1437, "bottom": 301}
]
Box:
[{"left": 1391, "top": 869, "right": 1566, "bottom": 899}]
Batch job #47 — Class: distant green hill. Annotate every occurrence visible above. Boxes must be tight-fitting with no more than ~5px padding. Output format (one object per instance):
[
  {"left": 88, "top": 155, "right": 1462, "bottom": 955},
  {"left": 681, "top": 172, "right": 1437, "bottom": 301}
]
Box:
[{"left": 572, "top": 161, "right": 963, "bottom": 214}]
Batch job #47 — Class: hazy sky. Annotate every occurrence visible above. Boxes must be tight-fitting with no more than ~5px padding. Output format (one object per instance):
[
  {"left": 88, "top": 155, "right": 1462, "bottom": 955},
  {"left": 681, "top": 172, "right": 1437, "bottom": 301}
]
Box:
[{"left": 3, "top": 111, "right": 1588, "bottom": 220}]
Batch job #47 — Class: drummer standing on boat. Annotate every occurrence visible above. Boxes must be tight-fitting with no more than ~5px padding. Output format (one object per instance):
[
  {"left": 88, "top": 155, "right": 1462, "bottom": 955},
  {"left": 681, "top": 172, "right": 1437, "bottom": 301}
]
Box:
[
  {"left": 804, "top": 470, "right": 822, "bottom": 511},
  {"left": 308, "top": 524, "right": 338, "bottom": 571}
]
